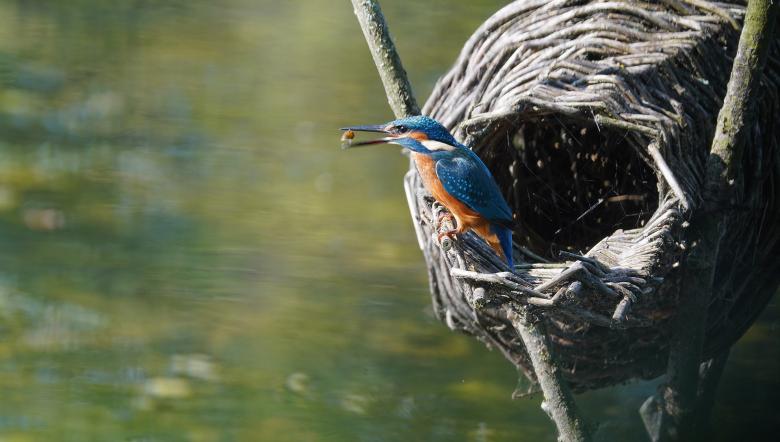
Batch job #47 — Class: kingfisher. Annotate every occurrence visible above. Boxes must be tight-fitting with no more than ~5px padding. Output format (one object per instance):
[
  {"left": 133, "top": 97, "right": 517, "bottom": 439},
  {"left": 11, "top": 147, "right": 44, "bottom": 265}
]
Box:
[{"left": 342, "top": 115, "right": 515, "bottom": 268}]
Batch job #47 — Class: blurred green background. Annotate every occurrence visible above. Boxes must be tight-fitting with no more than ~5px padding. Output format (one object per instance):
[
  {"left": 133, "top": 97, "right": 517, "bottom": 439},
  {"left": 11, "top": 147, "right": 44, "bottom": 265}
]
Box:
[{"left": 0, "top": 1, "right": 777, "bottom": 441}]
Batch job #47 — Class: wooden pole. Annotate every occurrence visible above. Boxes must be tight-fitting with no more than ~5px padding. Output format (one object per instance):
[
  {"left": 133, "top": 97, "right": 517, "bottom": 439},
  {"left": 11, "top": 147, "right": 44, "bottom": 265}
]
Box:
[
  {"left": 641, "top": 1, "right": 778, "bottom": 440},
  {"left": 508, "top": 307, "right": 591, "bottom": 442},
  {"left": 693, "top": 350, "right": 731, "bottom": 432},
  {"left": 349, "top": 0, "right": 420, "bottom": 118}
]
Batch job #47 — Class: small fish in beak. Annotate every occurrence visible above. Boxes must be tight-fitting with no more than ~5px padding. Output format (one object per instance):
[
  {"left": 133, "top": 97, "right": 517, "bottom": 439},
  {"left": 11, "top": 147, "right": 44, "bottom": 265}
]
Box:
[
  {"left": 340, "top": 124, "right": 393, "bottom": 149},
  {"left": 340, "top": 130, "right": 355, "bottom": 147}
]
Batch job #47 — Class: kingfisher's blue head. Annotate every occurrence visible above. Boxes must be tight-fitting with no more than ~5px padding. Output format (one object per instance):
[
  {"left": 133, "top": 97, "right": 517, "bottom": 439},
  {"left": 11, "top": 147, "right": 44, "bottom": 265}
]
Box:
[{"left": 341, "top": 115, "right": 461, "bottom": 156}]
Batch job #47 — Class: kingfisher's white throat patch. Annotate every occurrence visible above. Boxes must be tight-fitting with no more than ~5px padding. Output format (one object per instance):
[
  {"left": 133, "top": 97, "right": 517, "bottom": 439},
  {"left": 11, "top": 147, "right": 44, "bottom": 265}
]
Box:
[{"left": 421, "top": 140, "right": 455, "bottom": 152}]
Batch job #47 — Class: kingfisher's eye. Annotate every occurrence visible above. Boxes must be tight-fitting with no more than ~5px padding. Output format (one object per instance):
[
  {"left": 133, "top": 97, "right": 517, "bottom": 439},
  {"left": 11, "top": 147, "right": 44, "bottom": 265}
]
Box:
[{"left": 393, "top": 125, "right": 408, "bottom": 134}]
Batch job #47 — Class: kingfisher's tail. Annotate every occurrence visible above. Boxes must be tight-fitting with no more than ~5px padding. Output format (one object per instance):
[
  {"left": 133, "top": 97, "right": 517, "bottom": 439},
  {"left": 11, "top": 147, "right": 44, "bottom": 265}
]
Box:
[{"left": 492, "top": 223, "right": 514, "bottom": 269}]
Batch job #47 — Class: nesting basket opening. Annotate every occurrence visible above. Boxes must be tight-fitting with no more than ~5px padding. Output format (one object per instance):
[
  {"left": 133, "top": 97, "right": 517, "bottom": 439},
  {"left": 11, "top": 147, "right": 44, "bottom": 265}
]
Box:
[
  {"left": 403, "top": 0, "right": 780, "bottom": 392},
  {"left": 476, "top": 118, "right": 659, "bottom": 260}
]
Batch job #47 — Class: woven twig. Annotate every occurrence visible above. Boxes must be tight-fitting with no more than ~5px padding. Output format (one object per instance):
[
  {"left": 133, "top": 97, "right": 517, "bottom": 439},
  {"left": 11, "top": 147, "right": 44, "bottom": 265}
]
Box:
[{"left": 406, "top": 0, "right": 780, "bottom": 391}]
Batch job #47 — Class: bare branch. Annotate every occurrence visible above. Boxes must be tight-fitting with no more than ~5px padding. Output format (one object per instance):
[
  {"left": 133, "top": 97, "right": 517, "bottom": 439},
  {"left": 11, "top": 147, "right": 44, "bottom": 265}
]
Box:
[
  {"left": 507, "top": 307, "right": 591, "bottom": 442},
  {"left": 349, "top": 0, "right": 420, "bottom": 118}
]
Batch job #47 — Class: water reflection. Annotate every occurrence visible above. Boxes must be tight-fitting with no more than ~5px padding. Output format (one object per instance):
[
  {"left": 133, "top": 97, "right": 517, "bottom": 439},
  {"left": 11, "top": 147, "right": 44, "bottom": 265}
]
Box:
[{"left": 0, "top": 0, "right": 777, "bottom": 441}]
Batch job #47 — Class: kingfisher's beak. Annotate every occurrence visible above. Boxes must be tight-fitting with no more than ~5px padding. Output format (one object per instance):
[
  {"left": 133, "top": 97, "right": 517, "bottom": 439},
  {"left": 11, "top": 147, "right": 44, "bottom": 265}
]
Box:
[{"left": 340, "top": 124, "right": 393, "bottom": 148}]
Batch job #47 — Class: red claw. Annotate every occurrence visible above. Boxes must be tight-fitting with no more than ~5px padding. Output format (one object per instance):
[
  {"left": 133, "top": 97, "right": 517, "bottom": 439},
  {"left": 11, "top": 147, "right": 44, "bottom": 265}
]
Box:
[{"left": 437, "top": 230, "right": 457, "bottom": 243}]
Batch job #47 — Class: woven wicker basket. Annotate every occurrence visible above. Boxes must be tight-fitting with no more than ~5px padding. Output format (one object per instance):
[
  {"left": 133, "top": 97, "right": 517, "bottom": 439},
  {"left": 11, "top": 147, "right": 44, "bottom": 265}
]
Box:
[{"left": 403, "top": 0, "right": 780, "bottom": 392}]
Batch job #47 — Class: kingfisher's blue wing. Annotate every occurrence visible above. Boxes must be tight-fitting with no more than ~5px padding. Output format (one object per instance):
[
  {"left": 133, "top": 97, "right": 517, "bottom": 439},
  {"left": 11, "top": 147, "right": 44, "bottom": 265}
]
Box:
[{"left": 435, "top": 151, "right": 513, "bottom": 225}]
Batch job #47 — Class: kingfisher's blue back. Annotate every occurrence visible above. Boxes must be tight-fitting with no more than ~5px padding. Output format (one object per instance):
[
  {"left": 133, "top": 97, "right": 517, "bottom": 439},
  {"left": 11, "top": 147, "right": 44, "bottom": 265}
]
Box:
[{"left": 434, "top": 146, "right": 515, "bottom": 267}]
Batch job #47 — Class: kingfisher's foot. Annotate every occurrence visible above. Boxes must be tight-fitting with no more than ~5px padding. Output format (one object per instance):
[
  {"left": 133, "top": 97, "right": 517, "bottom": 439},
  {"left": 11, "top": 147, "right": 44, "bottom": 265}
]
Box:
[
  {"left": 436, "top": 212, "right": 454, "bottom": 225},
  {"left": 437, "top": 229, "right": 457, "bottom": 243}
]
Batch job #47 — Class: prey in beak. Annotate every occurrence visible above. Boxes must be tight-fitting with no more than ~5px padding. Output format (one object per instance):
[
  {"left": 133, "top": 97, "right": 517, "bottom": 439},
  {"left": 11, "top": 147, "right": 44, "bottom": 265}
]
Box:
[{"left": 340, "top": 124, "right": 395, "bottom": 149}]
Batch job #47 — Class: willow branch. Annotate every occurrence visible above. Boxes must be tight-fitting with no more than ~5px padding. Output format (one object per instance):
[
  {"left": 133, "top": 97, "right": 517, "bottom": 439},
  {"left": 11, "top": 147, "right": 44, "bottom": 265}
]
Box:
[
  {"left": 705, "top": 0, "right": 778, "bottom": 208},
  {"left": 508, "top": 307, "right": 591, "bottom": 442},
  {"left": 350, "top": 0, "right": 420, "bottom": 118}
]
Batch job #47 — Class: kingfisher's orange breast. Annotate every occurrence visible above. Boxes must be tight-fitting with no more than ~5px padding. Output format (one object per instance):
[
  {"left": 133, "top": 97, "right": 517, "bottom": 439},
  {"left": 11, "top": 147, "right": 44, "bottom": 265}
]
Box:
[
  {"left": 412, "top": 152, "right": 505, "bottom": 259},
  {"left": 413, "top": 153, "right": 485, "bottom": 229}
]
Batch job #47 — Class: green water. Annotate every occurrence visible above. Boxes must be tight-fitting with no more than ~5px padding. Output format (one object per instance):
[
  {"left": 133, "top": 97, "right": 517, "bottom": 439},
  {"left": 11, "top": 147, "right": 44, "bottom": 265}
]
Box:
[{"left": 0, "top": 1, "right": 777, "bottom": 441}]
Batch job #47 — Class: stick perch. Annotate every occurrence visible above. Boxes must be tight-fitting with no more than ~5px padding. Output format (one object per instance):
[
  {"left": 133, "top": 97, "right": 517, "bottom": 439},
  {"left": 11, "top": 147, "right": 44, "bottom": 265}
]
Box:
[
  {"left": 350, "top": 0, "right": 420, "bottom": 118},
  {"left": 508, "top": 307, "right": 591, "bottom": 442}
]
